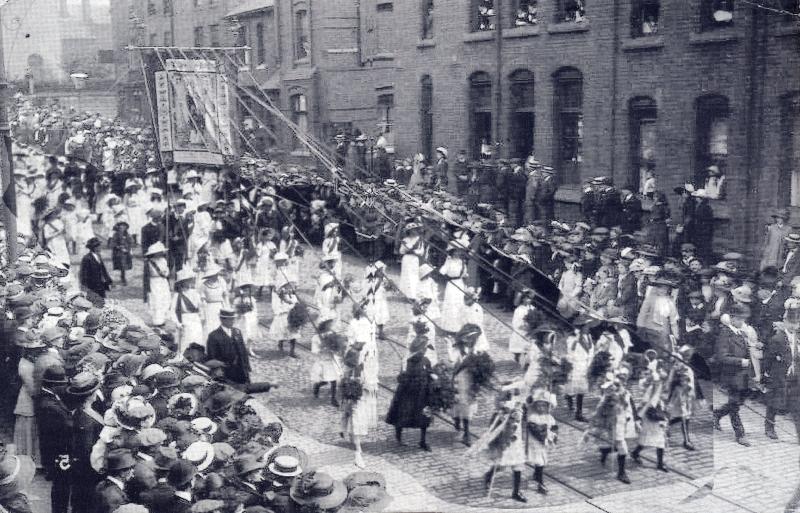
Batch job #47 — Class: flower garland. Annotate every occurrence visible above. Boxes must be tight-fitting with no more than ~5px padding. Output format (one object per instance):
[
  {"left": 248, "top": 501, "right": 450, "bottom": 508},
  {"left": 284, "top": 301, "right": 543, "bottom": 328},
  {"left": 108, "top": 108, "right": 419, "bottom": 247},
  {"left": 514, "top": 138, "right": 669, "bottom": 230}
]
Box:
[
  {"left": 287, "top": 303, "right": 309, "bottom": 330},
  {"left": 459, "top": 352, "right": 495, "bottom": 395},
  {"left": 427, "top": 363, "right": 457, "bottom": 413}
]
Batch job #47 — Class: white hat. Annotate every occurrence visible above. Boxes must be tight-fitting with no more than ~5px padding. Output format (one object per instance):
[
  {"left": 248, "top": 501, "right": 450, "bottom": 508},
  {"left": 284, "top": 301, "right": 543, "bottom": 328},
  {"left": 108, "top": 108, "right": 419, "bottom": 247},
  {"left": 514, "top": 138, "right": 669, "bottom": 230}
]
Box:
[
  {"left": 182, "top": 441, "right": 215, "bottom": 471},
  {"left": 692, "top": 189, "right": 708, "bottom": 198},
  {"left": 273, "top": 251, "right": 289, "bottom": 262},
  {"left": 202, "top": 265, "right": 221, "bottom": 278},
  {"left": 435, "top": 147, "right": 448, "bottom": 158},
  {"left": 175, "top": 269, "right": 196, "bottom": 284},
  {"left": 145, "top": 242, "right": 167, "bottom": 256},
  {"left": 324, "top": 222, "right": 339, "bottom": 236}
]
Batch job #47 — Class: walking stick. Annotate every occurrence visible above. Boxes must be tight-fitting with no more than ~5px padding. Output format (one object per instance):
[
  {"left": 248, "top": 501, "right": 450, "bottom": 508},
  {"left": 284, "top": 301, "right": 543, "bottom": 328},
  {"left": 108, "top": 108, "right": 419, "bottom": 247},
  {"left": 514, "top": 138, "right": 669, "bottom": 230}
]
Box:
[{"left": 487, "top": 463, "right": 498, "bottom": 499}]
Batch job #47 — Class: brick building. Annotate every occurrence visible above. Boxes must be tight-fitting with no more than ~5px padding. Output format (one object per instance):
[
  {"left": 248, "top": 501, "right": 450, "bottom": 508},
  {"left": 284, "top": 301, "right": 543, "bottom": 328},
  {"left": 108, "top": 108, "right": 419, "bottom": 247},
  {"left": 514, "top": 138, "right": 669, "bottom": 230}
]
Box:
[{"left": 111, "top": 0, "right": 800, "bottom": 256}]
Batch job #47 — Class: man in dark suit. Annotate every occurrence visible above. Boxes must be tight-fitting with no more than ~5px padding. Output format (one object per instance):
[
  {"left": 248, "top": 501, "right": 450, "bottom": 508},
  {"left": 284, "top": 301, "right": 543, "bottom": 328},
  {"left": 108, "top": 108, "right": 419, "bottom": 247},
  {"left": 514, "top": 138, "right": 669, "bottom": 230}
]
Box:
[
  {"left": 66, "top": 372, "right": 105, "bottom": 513},
  {"left": 206, "top": 309, "right": 251, "bottom": 384},
  {"left": 155, "top": 460, "right": 196, "bottom": 513},
  {"left": 167, "top": 200, "right": 192, "bottom": 274},
  {"left": 36, "top": 366, "right": 73, "bottom": 513},
  {"left": 79, "top": 237, "right": 112, "bottom": 304},
  {"left": 712, "top": 304, "right": 753, "bottom": 446},
  {"left": 93, "top": 448, "right": 135, "bottom": 513}
]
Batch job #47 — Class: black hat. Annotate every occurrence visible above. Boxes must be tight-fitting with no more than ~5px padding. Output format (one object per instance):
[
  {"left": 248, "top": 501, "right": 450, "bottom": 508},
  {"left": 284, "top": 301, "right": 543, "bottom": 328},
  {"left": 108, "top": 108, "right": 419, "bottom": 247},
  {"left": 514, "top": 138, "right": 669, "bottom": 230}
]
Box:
[
  {"left": 105, "top": 448, "right": 136, "bottom": 472},
  {"left": 167, "top": 459, "right": 197, "bottom": 488},
  {"left": 42, "top": 365, "right": 68, "bottom": 385},
  {"left": 85, "top": 237, "right": 102, "bottom": 250}
]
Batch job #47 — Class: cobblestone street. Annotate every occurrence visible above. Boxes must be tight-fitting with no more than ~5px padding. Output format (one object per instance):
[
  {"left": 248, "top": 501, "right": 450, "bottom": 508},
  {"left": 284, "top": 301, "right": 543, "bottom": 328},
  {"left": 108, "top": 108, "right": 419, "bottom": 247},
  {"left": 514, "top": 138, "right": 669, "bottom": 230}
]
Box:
[{"left": 10, "top": 244, "right": 798, "bottom": 512}]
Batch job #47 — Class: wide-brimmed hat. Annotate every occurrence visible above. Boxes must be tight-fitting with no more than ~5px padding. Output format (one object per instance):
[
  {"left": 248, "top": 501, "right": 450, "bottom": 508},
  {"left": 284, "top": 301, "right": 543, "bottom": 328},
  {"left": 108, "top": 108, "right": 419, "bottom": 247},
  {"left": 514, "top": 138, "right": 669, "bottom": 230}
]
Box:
[
  {"left": 183, "top": 441, "right": 215, "bottom": 472},
  {"left": 15, "top": 330, "right": 46, "bottom": 349},
  {"left": 772, "top": 209, "right": 791, "bottom": 221},
  {"left": 234, "top": 454, "right": 265, "bottom": 477},
  {"left": 290, "top": 471, "right": 348, "bottom": 510},
  {"left": 106, "top": 448, "right": 137, "bottom": 472},
  {"left": 168, "top": 459, "right": 197, "bottom": 489},
  {"left": 786, "top": 233, "right": 800, "bottom": 244},
  {"left": 267, "top": 455, "right": 303, "bottom": 477},
  {"left": 175, "top": 269, "right": 196, "bottom": 284},
  {"left": 42, "top": 365, "right": 68, "bottom": 385},
  {"left": 85, "top": 237, "right": 102, "bottom": 249},
  {"left": 146, "top": 241, "right": 167, "bottom": 256},
  {"left": 219, "top": 308, "right": 237, "bottom": 319}
]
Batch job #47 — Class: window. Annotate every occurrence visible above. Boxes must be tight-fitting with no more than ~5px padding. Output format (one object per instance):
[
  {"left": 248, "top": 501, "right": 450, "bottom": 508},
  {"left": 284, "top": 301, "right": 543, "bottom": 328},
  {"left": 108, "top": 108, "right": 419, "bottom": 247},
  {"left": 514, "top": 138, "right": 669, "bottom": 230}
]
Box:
[
  {"left": 147, "top": 0, "right": 157, "bottom": 15},
  {"left": 256, "top": 23, "right": 266, "bottom": 66},
  {"left": 631, "top": 0, "right": 659, "bottom": 37},
  {"left": 290, "top": 94, "right": 309, "bottom": 151},
  {"left": 472, "top": 0, "right": 496, "bottom": 31},
  {"left": 513, "top": 0, "right": 538, "bottom": 26},
  {"left": 422, "top": 0, "right": 434, "bottom": 39},
  {"left": 194, "top": 26, "right": 205, "bottom": 47},
  {"left": 164, "top": 31, "right": 173, "bottom": 46},
  {"left": 294, "top": 9, "right": 310, "bottom": 60},
  {"left": 553, "top": 67, "right": 583, "bottom": 185},
  {"left": 469, "top": 71, "right": 493, "bottom": 159},
  {"left": 628, "top": 97, "right": 657, "bottom": 192},
  {"left": 781, "top": 94, "right": 800, "bottom": 207},
  {"left": 509, "top": 69, "right": 535, "bottom": 159},
  {"left": 377, "top": 94, "right": 394, "bottom": 135},
  {"left": 701, "top": 0, "right": 733, "bottom": 30},
  {"left": 421, "top": 76, "right": 433, "bottom": 161},
  {"left": 236, "top": 24, "right": 250, "bottom": 66},
  {"left": 163, "top": 0, "right": 172, "bottom": 14},
  {"left": 209, "top": 24, "right": 220, "bottom": 47},
  {"left": 695, "top": 94, "right": 729, "bottom": 198},
  {"left": 556, "top": 0, "right": 586, "bottom": 22}
]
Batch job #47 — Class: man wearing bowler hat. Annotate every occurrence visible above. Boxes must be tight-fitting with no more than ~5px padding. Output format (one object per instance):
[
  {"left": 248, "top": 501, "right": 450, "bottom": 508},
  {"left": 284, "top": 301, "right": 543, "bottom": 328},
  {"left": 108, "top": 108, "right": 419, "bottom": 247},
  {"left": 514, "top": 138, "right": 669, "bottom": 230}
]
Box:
[
  {"left": 206, "top": 309, "right": 251, "bottom": 385},
  {"left": 93, "top": 448, "right": 136, "bottom": 513},
  {"left": 79, "top": 237, "right": 112, "bottom": 303},
  {"left": 36, "top": 365, "right": 72, "bottom": 513},
  {"left": 65, "top": 371, "right": 104, "bottom": 513}
]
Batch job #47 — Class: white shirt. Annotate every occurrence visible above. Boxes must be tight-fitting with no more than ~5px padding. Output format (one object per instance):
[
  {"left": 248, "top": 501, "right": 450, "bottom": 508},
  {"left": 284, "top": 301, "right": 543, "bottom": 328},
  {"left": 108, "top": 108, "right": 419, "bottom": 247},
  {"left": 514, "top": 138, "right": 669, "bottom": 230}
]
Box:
[
  {"left": 221, "top": 326, "right": 232, "bottom": 338},
  {"left": 107, "top": 476, "right": 125, "bottom": 491}
]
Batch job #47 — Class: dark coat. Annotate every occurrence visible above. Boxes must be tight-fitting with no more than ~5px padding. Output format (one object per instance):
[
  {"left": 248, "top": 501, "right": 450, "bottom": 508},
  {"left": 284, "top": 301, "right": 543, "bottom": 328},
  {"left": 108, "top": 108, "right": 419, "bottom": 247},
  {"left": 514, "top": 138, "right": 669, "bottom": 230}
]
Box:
[
  {"left": 206, "top": 326, "right": 251, "bottom": 384},
  {"left": 621, "top": 194, "right": 643, "bottom": 233},
  {"left": 762, "top": 327, "right": 793, "bottom": 410},
  {"left": 141, "top": 221, "right": 166, "bottom": 257},
  {"left": 385, "top": 354, "right": 432, "bottom": 429},
  {"left": 70, "top": 407, "right": 104, "bottom": 513},
  {"left": 110, "top": 232, "right": 133, "bottom": 271},
  {"left": 35, "top": 389, "right": 72, "bottom": 475},
  {"left": 615, "top": 272, "right": 639, "bottom": 322},
  {"left": 94, "top": 479, "right": 128, "bottom": 513},
  {"left": 692, "top": 199, "right": 715, "bottom": 261},
  {"left": 79, "top": 252, "right": 113, "bottom": 299},
  {"left": 714, "top": 324, "right": 751, "bottom": 392}
]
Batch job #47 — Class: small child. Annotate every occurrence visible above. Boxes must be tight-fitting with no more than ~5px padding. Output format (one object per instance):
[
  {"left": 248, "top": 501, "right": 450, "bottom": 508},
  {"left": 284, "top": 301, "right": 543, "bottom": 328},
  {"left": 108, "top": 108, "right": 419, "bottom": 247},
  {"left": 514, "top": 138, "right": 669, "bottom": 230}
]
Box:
[
  {"left": 269, "top": 279, "right": 299, "bottom": 357},
  {"left": 631, "top": 360, "right": 669, "bottom": 472},
  {"left": 509, "top": 289, "right": 536, "bottom": 364},
  {"left": 110, "top": 221, "right": 133, "bottom": 285},
  {"left": 525, "top": 388, "right": 558, "bottom": 495}
]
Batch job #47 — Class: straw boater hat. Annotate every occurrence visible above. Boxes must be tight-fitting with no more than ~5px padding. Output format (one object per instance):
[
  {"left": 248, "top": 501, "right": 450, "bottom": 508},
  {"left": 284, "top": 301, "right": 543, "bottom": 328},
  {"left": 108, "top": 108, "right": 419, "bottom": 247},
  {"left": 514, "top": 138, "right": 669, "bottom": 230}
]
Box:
[{"left": 290, "top": 472, "right": 348, "bottom": 510}]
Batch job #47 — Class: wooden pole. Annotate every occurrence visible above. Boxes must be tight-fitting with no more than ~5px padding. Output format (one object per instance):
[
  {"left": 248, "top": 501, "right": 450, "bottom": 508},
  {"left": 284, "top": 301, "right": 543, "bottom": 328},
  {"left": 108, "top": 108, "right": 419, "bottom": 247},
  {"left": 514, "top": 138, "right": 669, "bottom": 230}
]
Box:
[
  {"left": 0, "top": 9, "right": 18, "bottom": 263},
  {"left": 493, "top": 0, "right": 503, "bottom": 159}
]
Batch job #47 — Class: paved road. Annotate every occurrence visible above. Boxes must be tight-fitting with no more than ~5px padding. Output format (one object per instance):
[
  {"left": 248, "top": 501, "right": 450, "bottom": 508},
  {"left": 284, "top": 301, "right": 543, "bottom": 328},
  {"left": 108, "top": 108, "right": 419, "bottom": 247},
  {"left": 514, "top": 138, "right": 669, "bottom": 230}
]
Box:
[{"left": 9, "top": 241, "right": 799, "bottom": 513}]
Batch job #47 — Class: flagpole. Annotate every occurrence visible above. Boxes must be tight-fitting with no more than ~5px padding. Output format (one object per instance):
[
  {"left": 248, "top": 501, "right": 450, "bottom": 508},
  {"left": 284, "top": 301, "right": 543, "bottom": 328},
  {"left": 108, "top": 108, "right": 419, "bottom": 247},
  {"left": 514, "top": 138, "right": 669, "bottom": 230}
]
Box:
[{"left": 0, "top": 10, "right": 17, "bottom": 262}]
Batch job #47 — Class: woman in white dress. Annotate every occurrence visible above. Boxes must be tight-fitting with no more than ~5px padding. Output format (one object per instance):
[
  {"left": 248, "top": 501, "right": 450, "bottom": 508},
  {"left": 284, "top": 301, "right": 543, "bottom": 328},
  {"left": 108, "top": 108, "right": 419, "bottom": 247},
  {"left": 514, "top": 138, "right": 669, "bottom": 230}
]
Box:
[
  {"left": 315, "top": 259, "right": 343, "bottom": 324},
  {"left": 230, "top": 238, "right": 253, "bottom": 290},
  {"left": 15, "top": 172, "right": 37, "bottom": 237},
  {"left": 509, "top": 289, "right": 536, "bottom": 364},
  {"left": 341, "top": 323, "right": 379, "bottom": 469},
  {"left": 363, "top": 261, "right": 390, "bottom": 340},
  {"left": 200, "top": 266, "right": 228, "bottom": 341},
  {"left": 322, "top": 222, "right": 343, "bottom": 279},
  {"left": 73, "top": 199, "right": 95, "bottom": 255},
  {"left": 399, "top": 222, "right": 426, "bottom": 299},
  {"left": 438, "top": 244, "right": 469, "bottom": 333},
  {"left": 189, "top": 204, "right": 214, "bottom": 267},
  {"left": 417, "top": 263, "right": 441, "bottom": 319},
  {"left": 310, "top": 319, "right": 343, "bottom": 406},
  {"left": 170, "top": 269, "right": 204, "bottom": 353},
  {"left": 255, "top": 228, "right": 277, "bottom": 298},
  {"left": 61, "top": 199, "right": 78, "bottom": 255},
  {"left": 42, "top": 209, "right": 70, "bottom": 267},
  {"left": 145, "top": 242, "right": 172, "bottom": 327},
  {"left": 124, "top": 180, "right": 146, "bottom": 246},
  {"left": 563, "top": 326, "right": 594, "bottom": 422}
]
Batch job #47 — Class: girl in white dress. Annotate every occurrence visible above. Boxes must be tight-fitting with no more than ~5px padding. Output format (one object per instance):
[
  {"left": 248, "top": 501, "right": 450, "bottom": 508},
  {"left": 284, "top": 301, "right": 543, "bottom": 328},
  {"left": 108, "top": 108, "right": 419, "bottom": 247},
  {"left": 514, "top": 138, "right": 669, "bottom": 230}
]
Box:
[
  {"left": 399, "top": 222, "right": 426, "bottom": 299},
  {"left": 310, "top": 319, "right": 343, "bottom": 406},
  {"left": 322, "top": 222, "right": 343, "bottom": 279},
  {"left": 145, "top": 242, "right": 172, "bottom": 327},
  {"left": 61, "top": 199, "right": 78, "bottom": 255},
  {"left": 417, "top": 263, "right": 441, "bottom": 319},
  {"left": 42, "top": 210, "right": 70, "bottom": 267},
  {"left": 200, "top": 266, "right": 228, "bottom": 340},
  {"left": 563, "top": 326, "right": 594, "bottom": 422},
  {"left": 278, "top": 227, "right": 301, "bottom": 284},
  {"left": 73, "top": 200, "right": 95, "bottom": 255},
  {"left": 170, "top": 269, "right": 204, "bottom": 353},
  {"left": 630, "top": 360, "right": 669, "bottom": 472},
  {"left": 449, "top": 287, "right": 490, "bottom": 361},
  {"left": 255, "top": 228, "right": 277, "bottom": 298},
  {"left": 234, "top": 282, "right": 261, "bottom": 357},
  {"left": 509, "top": 289, "right": 536, "bottom": 364},
  {"left": 315, "top": 260, "right": 343, "bottom": 324},
  {"left": 363, "top": 261, "right": 390, "bottom": 339},
  {"left": 269, "top": 280, "right": 300, "bottom": 357},
  {"left": 341, "top": 320, "right": 379, "bottom": 469},
  {"left": 124, "top": 180, "right": 146, "bottom": 246},
  {"left": 438, "top": 245, "right": 468, "bottom": 333},
  {"left": 558, "top": 256, "right": 584, "bottom": 317},
  {"left": 15, "top": 173, "right": 36, "bottom": 236},
  {"left": 231, "top": 238, "right": 253, "bottom": 290}
]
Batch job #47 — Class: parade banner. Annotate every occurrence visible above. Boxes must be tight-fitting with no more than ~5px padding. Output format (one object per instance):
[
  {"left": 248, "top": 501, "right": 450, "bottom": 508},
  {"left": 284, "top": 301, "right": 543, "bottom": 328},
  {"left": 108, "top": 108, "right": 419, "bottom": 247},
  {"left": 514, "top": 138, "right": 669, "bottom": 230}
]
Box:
[{"left": 156, "top": 58, "right": 236, "bottom": 165}]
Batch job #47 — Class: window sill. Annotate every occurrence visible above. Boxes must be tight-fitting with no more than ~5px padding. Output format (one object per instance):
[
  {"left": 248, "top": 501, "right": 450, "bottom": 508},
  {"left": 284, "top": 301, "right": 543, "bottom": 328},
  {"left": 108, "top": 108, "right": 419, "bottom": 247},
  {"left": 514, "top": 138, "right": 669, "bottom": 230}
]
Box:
[
  {"left": 689, "top": 28, "right": 739, "bottom": 45},
  {"left": 371, "top": 52, "right": 395, "bottom": 61},
  {"left": 376, "top": 0, "right": 393, "bottom": 6},
  {"left": 775, "top": 23, "right": 800, "bottom": 37},
  {"left": 547, "top": 20, "right": 590, "bottom": 34},
  {"left": 417, "top": 39, "right": 436, "bottom": 48},
  {"left": 505, "top": 24, "right": 541, "bottom": 38},
  {"left": 621, "top": 35, "right": 664, "bottom": 51},
  {"left": 463, "top": 30, "right": 495, "bottom": 43}
]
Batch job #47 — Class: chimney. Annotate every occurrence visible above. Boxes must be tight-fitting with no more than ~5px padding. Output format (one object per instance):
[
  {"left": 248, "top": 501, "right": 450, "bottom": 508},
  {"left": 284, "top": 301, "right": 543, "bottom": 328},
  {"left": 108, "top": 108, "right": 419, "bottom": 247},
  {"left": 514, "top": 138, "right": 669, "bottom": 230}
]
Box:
[{"left": 82, "top": 0, "right": 92, "bottom": 24}]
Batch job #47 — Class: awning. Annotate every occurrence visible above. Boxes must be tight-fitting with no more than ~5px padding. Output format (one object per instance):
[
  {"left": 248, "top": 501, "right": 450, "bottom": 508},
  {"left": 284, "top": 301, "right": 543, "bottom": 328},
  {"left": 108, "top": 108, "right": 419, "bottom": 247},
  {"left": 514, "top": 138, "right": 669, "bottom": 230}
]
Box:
[{"left": 225, "top": 0, "right": 274, "bottom": 18}]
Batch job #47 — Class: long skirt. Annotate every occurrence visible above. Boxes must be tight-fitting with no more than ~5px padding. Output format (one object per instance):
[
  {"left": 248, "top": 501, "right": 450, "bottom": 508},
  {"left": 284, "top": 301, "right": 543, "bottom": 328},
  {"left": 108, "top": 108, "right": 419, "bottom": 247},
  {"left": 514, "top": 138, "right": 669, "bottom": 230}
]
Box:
[
  {"left": 203, "top": 302, "right": 223, "bottom": 339},
  {"left": 400, "top": 254, "right": 420, "bottom": 299},
  {"left": 451, "top": 369, "right": 477, "bottom": 419},
  {"left": 178, "top": 312, "right": 204, "bottom": 351},
  {"left": 439, "top": 279, "right": 465, "bottom": 332},
  {"left": 342, "top": 389, "right": 378, "bottom": 437},
  {"left": 49, "top": 236, "right": 70, "bottom": 267},
  {"left": 269, "top": 313, "right": 295, "bottom": 341},
  {"left": 149, "top": 277, "right": 171, "bottom": 326},
  {"left": 13, "top": 415, "right": 39, "bottom": 467},
  {"left": 638, "top": 418, "right": 666, "bottom": 449},
  {"left": 364, "top": 297, "right": 389, "bottom": 326},
  {"left": 237, "top": 310, "right": 261, "bottom": 342}
]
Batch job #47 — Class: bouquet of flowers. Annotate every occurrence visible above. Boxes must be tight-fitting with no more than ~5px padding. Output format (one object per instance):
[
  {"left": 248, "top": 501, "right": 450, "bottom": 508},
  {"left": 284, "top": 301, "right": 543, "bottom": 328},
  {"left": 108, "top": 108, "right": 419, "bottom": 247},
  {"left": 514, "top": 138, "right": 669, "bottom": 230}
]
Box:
[
  {"left": 288, "top": 303, "right": 309, "bottom": 331},
  {"left": 427, "top": 363, "right": 457, "bottom": 413},
  {"left": 587, "top": 350, "right": 613, "bottom": 391},
  {"left": 340, "top": 376, "right": 364, "bottom": 402},
  {"left": 321, "top": 333, "right": 347, "bottom": 353},
  {"left": 460, "top": 352, "right": 495, "bottom": 395}
]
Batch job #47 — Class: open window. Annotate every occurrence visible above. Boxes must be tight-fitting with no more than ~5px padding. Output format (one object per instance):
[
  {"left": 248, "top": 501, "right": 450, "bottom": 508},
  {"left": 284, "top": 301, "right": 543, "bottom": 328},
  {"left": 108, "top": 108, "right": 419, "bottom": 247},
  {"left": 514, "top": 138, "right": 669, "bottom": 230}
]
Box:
[
  {"left": 628, "top": 96, "right": 657, "bottom": 192},
  {"left": 469, "top": 71, "right": 493, "bottom": 159},
  {"left": 509, "top": 69, "right": 535, "bottom": 159},
  {"left": 553, "top": 67, "right": 583, "bottom": 184}
]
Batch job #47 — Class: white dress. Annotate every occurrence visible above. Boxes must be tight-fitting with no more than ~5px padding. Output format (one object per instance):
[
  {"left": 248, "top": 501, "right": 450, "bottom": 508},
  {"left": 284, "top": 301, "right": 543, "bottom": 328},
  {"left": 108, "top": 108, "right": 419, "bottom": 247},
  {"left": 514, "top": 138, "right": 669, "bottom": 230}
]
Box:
[
  {"left": 399, "top": 235, "right": 425, "bottom": 299},
  {"left": 309, "top": 333, "right": 343, "bottom": 382},
  {"left": 563, "top": 334, "right": 593, "bottom": 395},
  {"left": 279, "top": 239, "right": 300, "bottom": 283},
  {"left": 347, "top": 316, "right": 375, "bottom": 347},
  {"left": 417, "top": 276, "right": 441, "bottom": 319},
  {"left": 62, "top": 209, "right": 77, "bottom": 249},
  {"left": 321, "top": 236, "right": 343, "bottom": 279},
  {"left": 255, "top": 241, "right": 276, "bottom": 287},
  {"left": 509, "top": 304, "right": 535, "bottom": 354},
  {"left": 343, "top": 334, "right": 379, "bottom": 436},
  {"left": 147, "top": 258, "right": 172, "bottom": 326},
  {"left": 170, "top": 289, "right": 204, "bottom": 351},
  {"left": 315, "top": 274, "right": 342, "bottom": 324},
  {"left": 43, "top": 219, "right": 70, "bottom": 267},
  {"left": 461, "top": 303, "right": 490, "bottom": 352},
  {"left": 526, "top": 412, "right": 557, "bottom": 466},
  {"left": 189, "top": 210, "right": 213, "bottom": 263},
  {"left": 125, "top": 191, "right": 147, "bottom": 238},
  {"left": 269, "top": 291, "right": 298, "bottom": 341},
  {"left": 200, "top": 279, "right": 227, "bottom": 339},
  {"left": 363, "top": 277, "right": 390, "bottom": 326},
  {"left": 439, "top": 256, "right": 467, "bottom": 332},
  {"left": 73, "top": 204, "right": 95, "bottom": 251},
  {"left": 15, "top": 185, "right": 35, "bottom": 236},
  {"left": 235, "top": 296, "right": 261, "bottom": 343}
]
